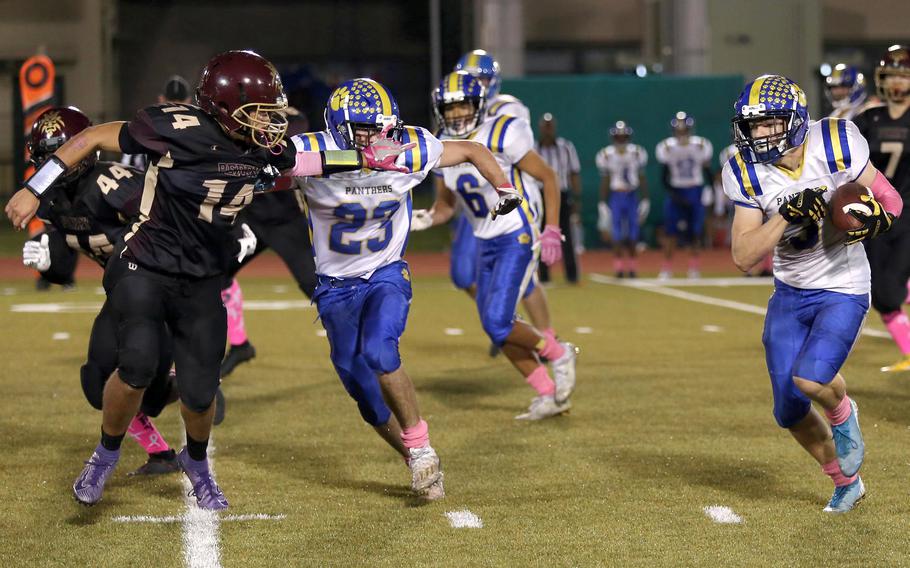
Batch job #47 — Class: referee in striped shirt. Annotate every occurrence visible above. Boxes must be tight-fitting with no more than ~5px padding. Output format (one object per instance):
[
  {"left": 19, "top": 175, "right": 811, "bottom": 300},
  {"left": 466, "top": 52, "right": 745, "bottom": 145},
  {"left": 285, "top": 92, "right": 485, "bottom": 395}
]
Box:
[{"left": 536, "top": 113, "right": 581, "bottom": 283}]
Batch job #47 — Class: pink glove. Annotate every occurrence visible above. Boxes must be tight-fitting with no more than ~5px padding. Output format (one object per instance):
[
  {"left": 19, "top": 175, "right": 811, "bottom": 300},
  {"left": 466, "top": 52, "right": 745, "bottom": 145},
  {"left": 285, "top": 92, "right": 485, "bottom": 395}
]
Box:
[
  {"left": 361, "top": 123, "right": 416, "bottom": 173},
  {"left": 540, "top": 224, "right": 564, "bottom": 266}
]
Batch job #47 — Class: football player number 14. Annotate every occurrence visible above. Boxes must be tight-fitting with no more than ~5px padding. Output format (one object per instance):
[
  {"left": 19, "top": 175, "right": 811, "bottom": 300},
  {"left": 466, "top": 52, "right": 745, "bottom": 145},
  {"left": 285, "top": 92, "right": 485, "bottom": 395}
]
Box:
[{"left": 162, "top": 105, "right": 200, "bottom": 130}]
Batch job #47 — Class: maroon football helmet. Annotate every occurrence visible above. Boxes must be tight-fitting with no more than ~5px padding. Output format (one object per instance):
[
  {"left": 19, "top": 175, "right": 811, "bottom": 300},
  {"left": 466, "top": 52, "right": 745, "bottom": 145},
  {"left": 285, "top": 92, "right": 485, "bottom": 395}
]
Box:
[
  {"left": 875, "top": 44, "right": 910, "bottom": 103},
  {"left": 28, "top": 106, "right": 96, "bottom": 181},
  {"left": 196, "top": 50, "right": 289, "bottom": 150}
]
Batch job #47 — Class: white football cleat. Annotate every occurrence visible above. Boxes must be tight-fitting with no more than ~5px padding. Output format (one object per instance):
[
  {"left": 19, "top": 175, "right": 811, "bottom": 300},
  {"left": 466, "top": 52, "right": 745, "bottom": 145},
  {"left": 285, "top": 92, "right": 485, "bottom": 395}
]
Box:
[
  {"left": 551, "top": 341, "right": 579, "bottom": 404},
  {"left": 515, "top": 395, "right": 571, "bottom": 421},
  {"left": 407, "top": 445, "right": 443, "bottom": 497}
]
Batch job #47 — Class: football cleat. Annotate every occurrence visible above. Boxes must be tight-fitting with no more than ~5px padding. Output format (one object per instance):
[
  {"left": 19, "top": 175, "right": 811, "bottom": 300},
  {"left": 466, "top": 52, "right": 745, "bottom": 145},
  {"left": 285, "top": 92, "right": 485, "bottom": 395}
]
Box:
[
  {"left": 551, "top": 342, "right": 578, "bottom": 405},
  {"left": 515, "top": 395, "right": 571, "bottom": 421},
  {"left": 73, "top": 444, "right": 120, "bottom": 506},
  {"left": 221, "top": 341, "right": 256, "bottom": 377},
  {"left": 831, "top": 399, "right": 864, "bottom": 477},
  {"left": 177, "top": 448, "right": 228, "bottom": 511},
  {"left": 406, "top": 445, "right": 443, "bottom": 497},
  {"left": 823, "top": 476, "right": 865, "bottom": 514},
  {"left": 880, "top": 356, "right": 910, "bottom": 372},
  {"left": 127, "top": 449, "right": 179, "bottom": 476}
]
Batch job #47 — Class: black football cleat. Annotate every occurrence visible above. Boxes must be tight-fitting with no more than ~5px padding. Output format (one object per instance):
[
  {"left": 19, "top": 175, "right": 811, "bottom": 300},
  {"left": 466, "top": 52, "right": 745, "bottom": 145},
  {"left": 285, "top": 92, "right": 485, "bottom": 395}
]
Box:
[
  {"left": 127, "top": 449, "right": 179, "bottom": 476},
  {"left": 220, "top": 341, "right": 255, "bottom": 377}
]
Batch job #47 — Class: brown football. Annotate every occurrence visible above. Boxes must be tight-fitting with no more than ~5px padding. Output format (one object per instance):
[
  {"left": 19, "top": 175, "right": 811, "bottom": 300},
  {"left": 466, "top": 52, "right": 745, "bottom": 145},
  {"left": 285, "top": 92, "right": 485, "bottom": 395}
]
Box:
[{"left": 829, "top": 182, "right": 872, "bottom": 231}]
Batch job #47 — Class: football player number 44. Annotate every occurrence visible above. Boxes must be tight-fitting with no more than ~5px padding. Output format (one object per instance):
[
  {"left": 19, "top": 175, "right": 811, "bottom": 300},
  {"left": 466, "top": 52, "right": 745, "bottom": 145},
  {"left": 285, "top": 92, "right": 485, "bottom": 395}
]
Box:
[{"left": 95, "top": 164, "right": 134, "bottom": 194}]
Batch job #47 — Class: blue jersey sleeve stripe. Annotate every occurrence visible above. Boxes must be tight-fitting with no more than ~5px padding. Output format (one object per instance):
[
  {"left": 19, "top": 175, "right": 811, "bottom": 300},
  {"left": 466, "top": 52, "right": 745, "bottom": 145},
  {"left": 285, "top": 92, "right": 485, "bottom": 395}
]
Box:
[
  {"left": 727, "top": 156, "right": 749, "bottom": 198},
  {"left": 315, "top": 132, "right": 326, "bottom": 151},
  {"left": 486, "top": 118, "right": 499, "bottom": 150},
  {"left": 300, "top": 135, "right": 311, "bottom": 151},
  {"left": 497, "top": 117, "right": 516, "bottom": 153},
  {"left": 837, "top": 119, "right": 851, "bottom": 170},
  {"left": 733, "top": 201, "right": 760, "bottom": 209},
  {"left": 821, "top": 120, "right": 837, "bottom": 173},
  {"left": 402, "top": 128, "right": 414, "bottom": 171},
  {"left": 744, "top": 161, "right": 763, "bottom": 196},
  {"left": 416, "top": 127, "right": 428, "bottom": 171}
]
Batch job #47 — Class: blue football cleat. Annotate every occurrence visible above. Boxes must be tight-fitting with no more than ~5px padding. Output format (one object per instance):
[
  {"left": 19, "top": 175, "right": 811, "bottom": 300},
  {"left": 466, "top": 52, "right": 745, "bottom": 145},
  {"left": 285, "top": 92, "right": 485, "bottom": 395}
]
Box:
[
  {"left": 832, "top": 399, "right": 864, "bottom": 477},
  {"left": 823, "top": 476, "right": 865, "bottom": 513}
]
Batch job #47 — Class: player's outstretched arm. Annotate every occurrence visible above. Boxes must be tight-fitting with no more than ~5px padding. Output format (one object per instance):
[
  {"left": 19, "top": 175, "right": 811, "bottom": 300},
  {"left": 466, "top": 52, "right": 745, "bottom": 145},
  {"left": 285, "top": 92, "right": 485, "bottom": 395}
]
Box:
[
  {"left": 6, "top": 122, "right": 126, "bottom": 229},
  {"left": 438, "top": 140, "right": 520, "bottom": 219},
  {"left": 730, "top": 206, "right": 786, "bottom": 272}
]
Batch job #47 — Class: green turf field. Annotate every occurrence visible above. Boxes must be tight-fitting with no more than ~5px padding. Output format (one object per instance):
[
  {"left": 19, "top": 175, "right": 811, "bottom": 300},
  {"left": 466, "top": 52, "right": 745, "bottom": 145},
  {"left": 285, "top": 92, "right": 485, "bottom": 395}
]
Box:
[{"left": 1, "top": 274, "right": 909, "bottom": 567}]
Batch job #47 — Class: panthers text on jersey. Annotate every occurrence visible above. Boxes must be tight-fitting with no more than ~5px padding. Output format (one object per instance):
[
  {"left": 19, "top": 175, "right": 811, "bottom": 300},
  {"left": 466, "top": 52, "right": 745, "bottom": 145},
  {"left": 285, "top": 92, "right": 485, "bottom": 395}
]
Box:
[
  {"left": 595, "top": 144, "right": 648, "bottom": 191},
  {"left": 722, "top": 118, "right": 871, "bottom": 294},
  {"left": 293, "top": 126, "right": 442, "bottom": 279},
  {"left": 436, "top": 114, "right": 540, "bottom": 240},
  {"left": 656, "top": 135, "right": 714, "bottom": 187},
  {"left": 119, "top": 103, "right": 297, "bottom": 278},
  {"left": 486, "top": 94, "right": 530, "bottom": 122},
  {"left": 853, "top": 104, "right": 910, "bottom": 202},
  {"left": 37, "top": 161, "right": 143, "bottom": 266}
]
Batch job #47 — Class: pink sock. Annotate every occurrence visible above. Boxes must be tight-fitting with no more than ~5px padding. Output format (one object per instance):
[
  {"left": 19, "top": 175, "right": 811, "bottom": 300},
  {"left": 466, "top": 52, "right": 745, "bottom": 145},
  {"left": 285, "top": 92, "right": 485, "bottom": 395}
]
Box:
[
  {"left": 882, "top": 311, "right": 910, "bottom": 355},
  {"left": 538, "top": 332, "right": 565, "bottom": 360},
  {"left": 628, "top": 258, "right": 638, "bottom": 273},
  {"left": 613, "top": 258, "right": 624, "bottom": 273},
  {"left": 661, "top": 260, "right": 672, "bottom": 273},
  {"left": 526, "top": 365, "right": 556, "bottom": 396},
  {"left": 824, "top": 395, "right": 853, "bottom": 426},
  {"left": 401, "top": 419, "right": 429, "bottom": 450},
  {"left": 822, "top": 459, "right": 857, "bottom": 487},
  {"left": 127, "top": 413, "right": 170, "bottom": 454},
  {"left": 221, "top": 279, "right": 248, "bottom": 346},
  {"left": 688, "top": 257, "right": 701, "bottom": 271}
]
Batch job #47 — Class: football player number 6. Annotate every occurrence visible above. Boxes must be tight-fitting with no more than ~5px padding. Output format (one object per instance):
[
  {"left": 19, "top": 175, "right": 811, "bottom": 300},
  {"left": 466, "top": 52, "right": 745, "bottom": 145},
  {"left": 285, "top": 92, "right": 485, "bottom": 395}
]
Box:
[{"left": 455, "top": 174, "right": 489, "bottom": 217}]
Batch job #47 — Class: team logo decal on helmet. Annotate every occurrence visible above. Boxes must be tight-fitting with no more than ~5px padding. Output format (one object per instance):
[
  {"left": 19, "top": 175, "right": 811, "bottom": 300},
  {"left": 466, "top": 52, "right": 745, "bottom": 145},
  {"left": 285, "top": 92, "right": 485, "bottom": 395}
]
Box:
[
  {"left": 610, "top": 120, "right": 633, "bottom": 142},
  {"left": 196, "top": 50, "right": 289, "bottom": 151},
  {"left": 671, "top": 111, "right": 695, "bottom": 132},
  {"left": 324, "top": 78, "right": 402, "bottom": 150},
  {"left": 28, "top": 106, "right": 96, "bottom": 182},
  {"left": 731, "top": 74, "right": 809, "bottom": 164},
  {"left": 455, "top": 49, "right": 501, "bottom": 99},
  {"left": 433, "top": 71, "right": 487, "bottom": 138}
]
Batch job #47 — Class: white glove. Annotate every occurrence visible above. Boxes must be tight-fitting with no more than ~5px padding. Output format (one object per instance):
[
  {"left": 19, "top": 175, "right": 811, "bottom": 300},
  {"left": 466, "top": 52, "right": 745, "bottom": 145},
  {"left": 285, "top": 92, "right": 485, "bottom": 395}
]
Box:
[
  {"left": 236, "top": 223, "right": 257, "bottom": 263},
  {"left": 637, "top": 198, "right": 651, "bottom": 222},
  {"left": 23, "top": 233, "right": 51, "bottom": 272},
  {"left": 410, "top": 208, "right": 434, "bottom": 232},
  {"left": 597, "top": 201, "right": 611, "bottom": 232}
]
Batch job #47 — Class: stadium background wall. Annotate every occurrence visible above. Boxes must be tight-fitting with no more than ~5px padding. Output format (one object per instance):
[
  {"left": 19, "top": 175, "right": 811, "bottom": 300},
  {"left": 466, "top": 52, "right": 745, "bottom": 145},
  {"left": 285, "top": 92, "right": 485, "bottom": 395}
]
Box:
[{"left": 503, "top": 74, "right": 744, "bottom": 246}]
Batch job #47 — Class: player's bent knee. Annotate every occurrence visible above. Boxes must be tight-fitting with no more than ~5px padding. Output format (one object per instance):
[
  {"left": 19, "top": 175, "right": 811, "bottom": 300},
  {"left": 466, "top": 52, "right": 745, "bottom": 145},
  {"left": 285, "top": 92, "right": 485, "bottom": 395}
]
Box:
[
  {"left": 80, "top": 362, "right": 108, "bottom": 410},
  {"left": 362, "top": 339, "right": 401, "bottom": 374},
  {"left": 481, "top": 317, "right": 512, "bottom": 346},
  {"left": 357, "top": 398, "right": 392, "bottom": 426},
  {"left": 773, "top": 398, "right": 811, "bottom": 428}
]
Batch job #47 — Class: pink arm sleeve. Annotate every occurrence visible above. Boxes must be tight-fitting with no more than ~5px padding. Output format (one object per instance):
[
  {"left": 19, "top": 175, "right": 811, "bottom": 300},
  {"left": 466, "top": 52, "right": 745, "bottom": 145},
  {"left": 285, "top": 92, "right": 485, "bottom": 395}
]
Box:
[
  {"left": 286, "top": 151, "right": 323, "bottom": 177},
  {"left": 870, "top": 169, "right": 903, "bottom": 218}
]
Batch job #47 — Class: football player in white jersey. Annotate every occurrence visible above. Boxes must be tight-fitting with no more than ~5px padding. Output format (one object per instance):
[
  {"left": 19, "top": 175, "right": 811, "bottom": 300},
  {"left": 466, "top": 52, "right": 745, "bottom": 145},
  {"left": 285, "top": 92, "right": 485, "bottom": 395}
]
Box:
[
  {"left": 656, "top": 112, "right": 713, "bottom": 278},
  {"left": 825, "top": 64, "right": 870, "bottom": 121},
  {"left": 292, "top": 78, "right": 519, "bottom": 500},
  {"left": 413, "top": 71, "right": 578, "bottom": 421},
  {"left": 453, "top": 50, "right": 556, "bottom": 352},
  {"left": 596, "top": 121, "right": 649, "bottom": 277},
  {"left": 723, "top": 74, "right": 902, "bottom": 513}
]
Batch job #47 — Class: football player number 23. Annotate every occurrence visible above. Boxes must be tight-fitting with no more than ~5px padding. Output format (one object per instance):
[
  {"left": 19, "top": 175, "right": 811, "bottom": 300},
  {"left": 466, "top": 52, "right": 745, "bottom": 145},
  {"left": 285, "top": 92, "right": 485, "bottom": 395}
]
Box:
[
  {"left": 330, "top": 200, "right": 401, "bottom": 254},
  {"left": 455, "top": 173, "right": 489, "bottom": 217}
]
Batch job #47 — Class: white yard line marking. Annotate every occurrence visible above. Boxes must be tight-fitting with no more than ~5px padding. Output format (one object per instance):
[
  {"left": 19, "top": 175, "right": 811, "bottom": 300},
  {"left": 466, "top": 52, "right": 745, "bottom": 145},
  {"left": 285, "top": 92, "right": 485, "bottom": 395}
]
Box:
[
  {"left": 703, "top": 505, "right": 744, "bottom": 524},
  {"left": 701, "top": 325, "right": 723, "bottom": 333},
  {"left": 444, "top": 328, "right": 464, "bottom": 336},
  {"left": 113, "top": 513, "right": 286, "bottom": 524},
  {"left": 182, "top": 440, "right": 221, "bottom": 568},
  {"left": 444, "top": 509, "right": 483, "bottom": 528},
  {"left": 591, "top": 275, "right": 775, "bottom": 287},
  {"left": 574, "top": 326, "right": 594, "bottom": 334},
  {"left": 11, "top": 300, "right": 312, "bottom": 313},
  {"left": 51, "top": 332, "right": 70, "bottom": 340},
  {"left": 590, "top": 273, "right": 890, "bottom": 340}
]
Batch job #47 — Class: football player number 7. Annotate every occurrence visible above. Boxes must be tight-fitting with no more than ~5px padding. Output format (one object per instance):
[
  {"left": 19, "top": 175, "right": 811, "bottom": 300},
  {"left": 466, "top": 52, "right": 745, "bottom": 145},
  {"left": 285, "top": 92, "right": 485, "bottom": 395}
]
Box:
[{"left": 881, "top": 142, "right": 903, "bottom": 179}]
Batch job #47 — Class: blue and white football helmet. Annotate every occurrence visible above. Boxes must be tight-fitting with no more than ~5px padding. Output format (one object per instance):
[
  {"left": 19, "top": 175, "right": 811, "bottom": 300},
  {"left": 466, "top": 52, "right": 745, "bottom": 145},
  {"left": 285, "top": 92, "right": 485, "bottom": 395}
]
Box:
[
  {"left": 825, "top": 64, "right": 867, "bottom": 109},
  {"left": 324, "top": 78, "right": 402, "bottom": 150},
  {"left": 670, "top": 111, "right": 695, "bottom": 134},
  {"left": 433, "top": 71, "right": 487, "bottom": 138},
  {"left": 610, "top": 120, "right": 633, "bottom": 143},
  {"left": 732, "top": 74, "right": 809, "bottom": 164},
  {"left": 454, "top": 49, "right": 501, "bottom": 99}
]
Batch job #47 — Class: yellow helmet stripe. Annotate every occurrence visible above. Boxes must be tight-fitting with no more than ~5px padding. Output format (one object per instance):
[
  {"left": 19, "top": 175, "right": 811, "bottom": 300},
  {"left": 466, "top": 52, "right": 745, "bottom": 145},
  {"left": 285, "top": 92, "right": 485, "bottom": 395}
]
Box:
[
  {"left": 468, "top": 52, "right": 480, "bottom": 69},
  {"left": 447, "top": 72, "right": 459, "bottom": 94},
  {"left": 748, "top": 77, "right": 765, "bottom": 106},
  {"left": 363, "top": 79, "right": 392, "bottom": 116}
]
